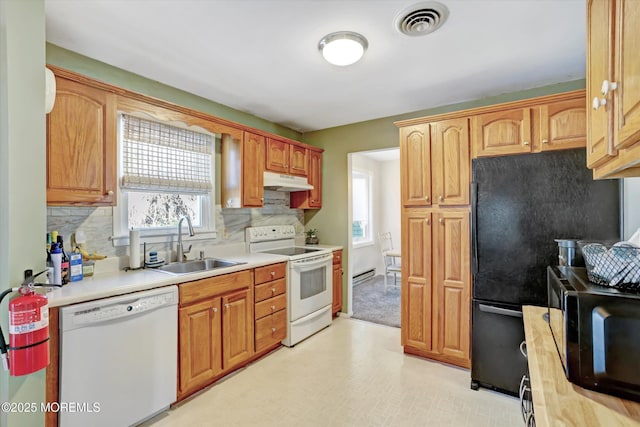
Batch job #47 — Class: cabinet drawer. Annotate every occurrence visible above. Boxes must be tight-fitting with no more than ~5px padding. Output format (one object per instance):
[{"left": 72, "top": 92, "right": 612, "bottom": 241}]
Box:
[
  {"left": 179, "top": 270, "right": 253, "bottom": 306},
  {"left": 255, "top": 293, "right": 287, "bottom": 320},
  {"left": 254, "top": 278, "right": 286, "bottom": 303},
  {"left": 255, "top": 310, "right": 287, "bottom": 352},
  {"left": 254, "top": 263, "right": 286, "bottom": 285}
]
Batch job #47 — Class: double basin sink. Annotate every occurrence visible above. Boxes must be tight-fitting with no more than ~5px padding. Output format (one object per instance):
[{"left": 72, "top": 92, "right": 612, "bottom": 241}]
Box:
[{"left": 152, "top": 258, "right": 245, "bottom": 275}]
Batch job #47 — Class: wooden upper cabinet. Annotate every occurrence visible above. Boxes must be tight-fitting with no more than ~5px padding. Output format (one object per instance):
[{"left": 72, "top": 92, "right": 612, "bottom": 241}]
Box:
[
  {"left": 242, "top": 132, "right": 265, "bottom": 207},
  {"left": 472, "top": 108, "right": 532, "bottom": 157},
  {"left": 538, "top": 98, "right": 587, "bottom": 152},
  {"left": 266, "top": 138, "right": 289, "bottom": 173},
  {"left": 613, "top": 0, "right": 640, "bottom": 150},
  {"left": 221, "top": 131, "right": 265, "bottom": 208},
  {"left": 289, "top": 145, "right": 308, "bottom": 176},
  {"left": 431, "top": 118, "right": 470, "bottom": 206},
  {"left": 432, "top": 211, "right": 470, "bottom": 367},
  {"left": 587, "top": 0, "right": 615, "bottom": 167},
  {"left": 587, "top": 0, "right": 640, "bottom": 178},
  {"left": 290, "top": 149, "right": 322, "bottom": 209},
  {"left": 307, "top": 150, "right": 322, "bottom": 207},
  {"left": 266, "top": 138, "right": 308, "bottom": 176},
  {"left": 401, "top": 124, "right": 431, "bottom": 207},
  {"left": 46, "top": 76, "right": 117, "bottom": 205}
]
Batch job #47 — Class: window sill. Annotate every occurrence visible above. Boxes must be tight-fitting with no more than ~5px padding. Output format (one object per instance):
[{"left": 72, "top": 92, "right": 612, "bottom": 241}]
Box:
[
  {"left": 352, "top": 240, "right": 375, "bottom": 249},
  {"left": 112, "top": 230, "right": 218, "bottom": 247}
]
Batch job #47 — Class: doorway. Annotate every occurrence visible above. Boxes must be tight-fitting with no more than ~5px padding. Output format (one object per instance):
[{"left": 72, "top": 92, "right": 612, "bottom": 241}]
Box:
[{"left": 347, "top": 148, "right": 400, "bottom": 328}]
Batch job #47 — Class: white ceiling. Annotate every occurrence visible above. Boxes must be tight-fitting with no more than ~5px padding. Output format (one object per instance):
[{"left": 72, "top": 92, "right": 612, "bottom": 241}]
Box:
[
  {"left": 45, "top": 0, "right": 586, "bottom": 133},
  {"left": 361, "top": 148, "right": 400, "bottom": 162}
]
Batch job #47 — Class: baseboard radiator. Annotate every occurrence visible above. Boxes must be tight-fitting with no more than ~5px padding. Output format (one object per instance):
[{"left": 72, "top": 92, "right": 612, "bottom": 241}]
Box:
[{"left": 352, "top": 268, "right": 376, "bottom": 285}]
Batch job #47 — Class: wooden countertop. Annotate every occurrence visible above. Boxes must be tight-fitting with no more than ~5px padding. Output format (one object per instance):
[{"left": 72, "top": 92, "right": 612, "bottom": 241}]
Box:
[{"left": 522, "top": 306, "right": 640, "bottom": 426}]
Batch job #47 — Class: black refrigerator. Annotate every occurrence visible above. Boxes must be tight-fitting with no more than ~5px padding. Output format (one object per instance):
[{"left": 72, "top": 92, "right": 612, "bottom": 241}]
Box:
[{"left": 470, "top": 149, "right": 620, "bottom": 396}]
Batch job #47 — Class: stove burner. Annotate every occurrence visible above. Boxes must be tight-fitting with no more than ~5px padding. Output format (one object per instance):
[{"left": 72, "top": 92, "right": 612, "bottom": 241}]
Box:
[{"left": 261, "top": 247, "right": 321, "bottom": 256}]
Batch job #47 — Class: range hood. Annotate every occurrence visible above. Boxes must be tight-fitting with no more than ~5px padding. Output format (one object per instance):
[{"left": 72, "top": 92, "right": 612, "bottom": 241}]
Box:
[{"left": 263, "top": 171, "right": 313, "bottom": 192}]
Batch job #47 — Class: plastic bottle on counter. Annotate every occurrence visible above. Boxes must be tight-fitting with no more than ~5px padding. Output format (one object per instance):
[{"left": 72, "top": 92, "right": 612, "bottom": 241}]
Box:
[
  {"left": 50, "top": 242, "right": 62, "bottom": 285},
  {"left": 57, "top": 235, "right": 69, "bottom": 284}
]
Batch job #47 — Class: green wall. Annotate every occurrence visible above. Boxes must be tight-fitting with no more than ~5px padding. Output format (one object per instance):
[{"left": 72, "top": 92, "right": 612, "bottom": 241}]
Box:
[
  {"left": 1, "top": 1, "right": 47, "bottom": 426},
  {"left": 302, "top": 79, "right": 586, "bottom": 312},
  {"left": 46, "top": 43, "right": 302, "bottom": 141}
]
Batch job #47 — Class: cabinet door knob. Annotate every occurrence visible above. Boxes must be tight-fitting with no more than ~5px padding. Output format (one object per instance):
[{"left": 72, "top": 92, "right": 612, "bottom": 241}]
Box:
[
  {"left": 593, "top": 97, "right": 607, "bottom": 111},
  {"left": 523, "top": 141, "right": 529, "bottom": 146},
  {"left": 271, "top": 327, "right": 276, "bottom": 333},
  {"left": 106, "top": 190, "right": 114, "bottom": 195},
  {"left": 601, "top": 80, "right": 618, "bottom": 96},
  {"left": 271, "top": 305, "right": 276, "bottom": 311},
  {"left": 212, "top": 307, "right": 218, "bottom": 313},
  {"left": 225, "top": 303, "right": 230, "bottom": 309},
  {"left": 542, "top": 139, "right": 549, "bottom": 144},
  {"left": 426, "top": 218, "right": 431, "bottom": 225},
  {"left": 270, "top": 271, "right": 275, "bottom": 276},
  {"left": 439, "top": 218, "right": 444, "bottom": 225},
  {"left": 271, "top": 288, "right": 276, "bottom": 293},
  {"left": 438, "top": 195, "right": 444, "bottom": 202},
  {"left": 425, "top": 196, "right": 430, "bottom": 202}
]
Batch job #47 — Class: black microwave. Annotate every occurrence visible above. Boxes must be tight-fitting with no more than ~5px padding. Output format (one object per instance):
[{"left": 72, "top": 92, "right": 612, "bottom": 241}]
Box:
[{"left": 547, "top": 266, "right": 640, "bottom": 402}]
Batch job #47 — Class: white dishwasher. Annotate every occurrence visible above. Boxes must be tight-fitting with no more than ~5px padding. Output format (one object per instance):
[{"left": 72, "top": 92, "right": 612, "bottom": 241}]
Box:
[{"left": 59, "top": 286, "right": 178, "bottom": 427}]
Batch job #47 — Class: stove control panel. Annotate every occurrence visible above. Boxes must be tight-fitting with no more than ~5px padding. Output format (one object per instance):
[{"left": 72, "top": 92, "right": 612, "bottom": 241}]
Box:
[{"left": 246, "top": 225, "right": 297, "bottom": 242}]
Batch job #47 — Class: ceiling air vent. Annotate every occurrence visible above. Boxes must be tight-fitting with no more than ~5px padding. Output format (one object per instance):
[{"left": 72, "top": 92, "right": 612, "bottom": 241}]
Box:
[{"left": 394, "top": 2, "right": 449, "bottom": 37}]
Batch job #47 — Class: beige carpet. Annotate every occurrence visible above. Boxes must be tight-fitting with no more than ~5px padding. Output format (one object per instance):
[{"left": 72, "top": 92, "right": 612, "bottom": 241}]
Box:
[{"left": 351, "top": 274, "right": 400, "bottom": 328}]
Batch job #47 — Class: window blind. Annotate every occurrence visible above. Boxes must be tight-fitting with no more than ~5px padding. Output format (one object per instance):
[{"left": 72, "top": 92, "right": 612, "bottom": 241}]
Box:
[{"left": 120, "top": 114, "right": 213, "bottom": 193}]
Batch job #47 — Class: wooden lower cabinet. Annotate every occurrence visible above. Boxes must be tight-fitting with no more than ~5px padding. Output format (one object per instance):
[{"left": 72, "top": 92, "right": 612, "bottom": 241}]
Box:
[
  {"left": 178, "top": 271, "right": 254, "bottom": 399},
  {"left": 222, "top": 290, "right": 253, "bottom": 369},
  {"left": 255, "top": 310, "right": 287, "bottom": 353},
  {"left": 332, "top": 250, "right": 343, "bottom": 315},
  {"left": 401, "top": 208, "right": 471, "bottom": 368},
  {"left": 179, "top": 298, "right": 223, "bottom": 394},
  {"left": 253, "top": 263, "right": 288, "bottom": 354}
]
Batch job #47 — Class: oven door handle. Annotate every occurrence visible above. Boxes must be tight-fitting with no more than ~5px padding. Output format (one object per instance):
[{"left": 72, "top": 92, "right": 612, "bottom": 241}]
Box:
[{"left": 290, "top": 253, "right": 333, "bottom": 270}]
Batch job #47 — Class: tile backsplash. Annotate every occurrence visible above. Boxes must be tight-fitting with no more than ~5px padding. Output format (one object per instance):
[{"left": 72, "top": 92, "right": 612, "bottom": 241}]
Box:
[{"left": 47, "top": 190, "right": 305, "bottom": 265}]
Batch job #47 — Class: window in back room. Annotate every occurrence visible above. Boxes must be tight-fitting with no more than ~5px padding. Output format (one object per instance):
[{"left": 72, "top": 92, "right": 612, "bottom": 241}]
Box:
[{"left": 352, "top": 170, "right": 373, "bottom": 245}]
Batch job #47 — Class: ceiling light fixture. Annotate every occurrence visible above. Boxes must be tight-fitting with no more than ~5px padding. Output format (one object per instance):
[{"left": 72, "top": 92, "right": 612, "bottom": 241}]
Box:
[{"left": 318, "top": 31, "right": 368, "bottom": 66}]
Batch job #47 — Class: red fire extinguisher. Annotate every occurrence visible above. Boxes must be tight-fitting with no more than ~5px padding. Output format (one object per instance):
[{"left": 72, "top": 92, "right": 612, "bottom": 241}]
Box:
[{"left": 0, "top": 270, "right": 51, "bottom": 376}]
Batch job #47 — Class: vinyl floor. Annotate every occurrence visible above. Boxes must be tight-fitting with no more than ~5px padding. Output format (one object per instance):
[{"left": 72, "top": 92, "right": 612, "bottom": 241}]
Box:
[{"left": 143, "top": 317, "right": 520, "bottom": 427}]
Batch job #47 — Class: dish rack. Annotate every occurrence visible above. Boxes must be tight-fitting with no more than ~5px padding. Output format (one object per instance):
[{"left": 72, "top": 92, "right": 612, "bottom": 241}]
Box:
[{"left": 579, "top": 242, "right": 640, "bottom": 291}]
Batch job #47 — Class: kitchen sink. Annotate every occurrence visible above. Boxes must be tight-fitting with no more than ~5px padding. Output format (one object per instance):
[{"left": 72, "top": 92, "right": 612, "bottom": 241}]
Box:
[{"left": 153, "top": 258, "right": 245, "bottom": 275}]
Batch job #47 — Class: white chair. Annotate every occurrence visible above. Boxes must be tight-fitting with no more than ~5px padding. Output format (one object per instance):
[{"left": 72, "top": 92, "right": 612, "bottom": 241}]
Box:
[{"left": 378, "top": 232, "right": 401, "bottom": 291}]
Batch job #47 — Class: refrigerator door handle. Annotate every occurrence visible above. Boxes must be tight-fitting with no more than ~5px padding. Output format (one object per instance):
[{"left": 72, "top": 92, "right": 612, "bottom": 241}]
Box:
[
  {"left": 478, "top": 303, "right": 523, "bottom": 318},
  {"left": 471, "top": 181, "right": 479, "bottom": 274}
]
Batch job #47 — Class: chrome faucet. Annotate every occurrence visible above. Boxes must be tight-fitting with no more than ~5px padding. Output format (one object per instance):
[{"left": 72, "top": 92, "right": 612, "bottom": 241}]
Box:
[{"left": 177, "top": 215, "right": 195, "bottom": 262}]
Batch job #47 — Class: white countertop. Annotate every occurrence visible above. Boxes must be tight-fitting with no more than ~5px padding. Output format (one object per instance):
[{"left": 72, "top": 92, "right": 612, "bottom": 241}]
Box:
[
  {"left": 303, "top": 244, "right": 343, "bottom": 251},
  {"left": 45, "top": 252, "right": 289, "bottom": 308}
]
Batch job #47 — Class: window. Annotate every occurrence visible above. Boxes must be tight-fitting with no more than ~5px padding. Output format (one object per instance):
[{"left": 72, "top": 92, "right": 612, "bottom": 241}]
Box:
[
  {"left": 352, "top": 170, "right": 372, "bottom": 244},
  {"left": 114, "top": 113, "right": 216, "bottom": 244}
]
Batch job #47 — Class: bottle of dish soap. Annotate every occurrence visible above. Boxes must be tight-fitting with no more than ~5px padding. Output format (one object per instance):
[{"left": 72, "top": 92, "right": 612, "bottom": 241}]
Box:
[{"left": 50, "top": 242, "right": 62, "bottom": 285}]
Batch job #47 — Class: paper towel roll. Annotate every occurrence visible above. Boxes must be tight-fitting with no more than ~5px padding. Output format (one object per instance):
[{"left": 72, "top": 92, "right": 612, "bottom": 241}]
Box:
[{"left": 129, "top": 229, "right": 140, "bottom": 269}]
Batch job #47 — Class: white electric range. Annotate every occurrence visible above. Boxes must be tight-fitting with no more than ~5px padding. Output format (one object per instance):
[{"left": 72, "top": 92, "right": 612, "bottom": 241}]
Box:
[{"left": 246, "top": 225, "right": 333, "bottom": 346}]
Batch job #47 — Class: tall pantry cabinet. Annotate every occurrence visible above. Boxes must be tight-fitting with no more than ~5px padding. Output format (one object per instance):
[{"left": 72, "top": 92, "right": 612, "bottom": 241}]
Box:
[{"left": 399, "top": 118, "right": 471, "bottom": 369}]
